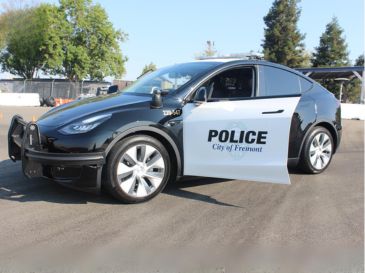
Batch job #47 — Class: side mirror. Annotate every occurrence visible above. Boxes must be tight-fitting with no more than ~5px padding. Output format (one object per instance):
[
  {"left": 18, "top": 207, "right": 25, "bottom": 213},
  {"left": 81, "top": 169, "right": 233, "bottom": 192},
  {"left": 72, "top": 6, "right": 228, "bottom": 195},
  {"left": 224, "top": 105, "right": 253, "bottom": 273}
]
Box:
[
  {"left": 151, "top": 89, "right": 163, "bottom": 109},
  {"left": 107, "top": 85, "right": 118, "bottom": 94},
  {"left": 194, "top": 86, "right": 208, "bottom": 104}
]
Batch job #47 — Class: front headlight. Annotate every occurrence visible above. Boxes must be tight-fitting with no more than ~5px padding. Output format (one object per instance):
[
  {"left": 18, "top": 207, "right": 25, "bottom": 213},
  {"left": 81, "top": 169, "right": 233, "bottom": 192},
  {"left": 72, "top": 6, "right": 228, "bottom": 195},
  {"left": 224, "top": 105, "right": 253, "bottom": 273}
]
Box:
[{"left": 58, "top": 113, "right": 112, "bottom": 135}]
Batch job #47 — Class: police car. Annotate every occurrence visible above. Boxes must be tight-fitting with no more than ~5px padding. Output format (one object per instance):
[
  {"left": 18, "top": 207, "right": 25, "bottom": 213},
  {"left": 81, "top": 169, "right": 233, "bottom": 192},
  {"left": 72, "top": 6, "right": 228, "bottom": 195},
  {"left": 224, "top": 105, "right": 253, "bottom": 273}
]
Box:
[{"left": 8, "top": 59, "right": 341, "bottom": 203}]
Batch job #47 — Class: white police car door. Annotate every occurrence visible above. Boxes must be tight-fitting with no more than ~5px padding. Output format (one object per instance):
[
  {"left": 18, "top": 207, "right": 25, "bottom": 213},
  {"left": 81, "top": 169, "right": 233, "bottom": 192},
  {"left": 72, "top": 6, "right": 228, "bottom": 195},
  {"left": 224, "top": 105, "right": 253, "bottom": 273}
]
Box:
[{"left": 182, "top": 97, "right": 300, "bottom": 184}]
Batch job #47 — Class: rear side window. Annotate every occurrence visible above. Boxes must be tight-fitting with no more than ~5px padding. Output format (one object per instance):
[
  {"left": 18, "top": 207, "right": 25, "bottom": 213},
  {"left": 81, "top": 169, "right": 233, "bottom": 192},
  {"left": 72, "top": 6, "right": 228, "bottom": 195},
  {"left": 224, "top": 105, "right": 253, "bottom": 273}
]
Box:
[
  {"left": 258, "top": 65, "right": 311, "bottom": 97},
  {"left": 299, "top": 77, "right": 313, "bottom": 92}
]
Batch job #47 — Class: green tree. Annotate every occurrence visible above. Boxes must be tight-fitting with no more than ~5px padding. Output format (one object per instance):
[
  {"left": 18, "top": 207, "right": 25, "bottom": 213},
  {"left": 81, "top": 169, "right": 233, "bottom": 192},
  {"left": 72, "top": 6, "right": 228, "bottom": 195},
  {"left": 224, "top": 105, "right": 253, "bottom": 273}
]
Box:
[
  {"left": 0, "top": 12, "right": 11, "bottom": 49},
  {"left": 0, "top": 0, "right": 127, "bottom": 80},
  {"left": 0, "top": 4, "right": 62, "bottom": 78},
  {"left": 262, "top": 0, "right": 307, "bottom": 67},
  {"left": 57, "top": 0, "right": 127, "bottom": 81},
  {"left": 312, "top": 17, "right": 349, "bottom": 67},
  {"left": 311, "top": 17, "right": 351, "bottom": 100},
  {"left": 343, "top": 81, "right": 361, "bottom": 103},
  {"left": 141, "top": 62, "right": 157, "bottom": 76},
  {"left": 343, "top": 55, "right": 364, "bottom": 103},
  {"left": 355, "top": 54, "right": 364, "bottom": 66},
  {"left": 0, "top": 6, "right": 11, "bottom": 50}
]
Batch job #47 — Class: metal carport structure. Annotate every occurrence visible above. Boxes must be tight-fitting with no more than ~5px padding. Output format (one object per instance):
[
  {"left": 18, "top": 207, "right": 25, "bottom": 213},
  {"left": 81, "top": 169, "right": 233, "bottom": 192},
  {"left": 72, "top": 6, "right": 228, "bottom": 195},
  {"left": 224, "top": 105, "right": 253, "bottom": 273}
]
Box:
[{"left": 296, "top": 66, "right": 365, "bottom": 103}]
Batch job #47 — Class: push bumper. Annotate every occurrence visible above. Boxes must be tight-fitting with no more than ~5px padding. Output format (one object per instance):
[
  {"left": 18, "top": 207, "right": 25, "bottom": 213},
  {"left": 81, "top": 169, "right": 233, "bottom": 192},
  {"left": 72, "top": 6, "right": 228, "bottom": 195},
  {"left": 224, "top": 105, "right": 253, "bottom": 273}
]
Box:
[{"left": 8, "top": 115, "right": 105, "bottom": 193}]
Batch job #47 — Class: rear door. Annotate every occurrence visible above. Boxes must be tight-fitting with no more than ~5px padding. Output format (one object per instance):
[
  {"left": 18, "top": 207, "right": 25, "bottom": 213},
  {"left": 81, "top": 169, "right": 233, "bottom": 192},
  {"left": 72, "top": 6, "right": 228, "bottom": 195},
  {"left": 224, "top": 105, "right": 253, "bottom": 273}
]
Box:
[{"left": 182, "top": 65, "right": 303, "bottom": 184}]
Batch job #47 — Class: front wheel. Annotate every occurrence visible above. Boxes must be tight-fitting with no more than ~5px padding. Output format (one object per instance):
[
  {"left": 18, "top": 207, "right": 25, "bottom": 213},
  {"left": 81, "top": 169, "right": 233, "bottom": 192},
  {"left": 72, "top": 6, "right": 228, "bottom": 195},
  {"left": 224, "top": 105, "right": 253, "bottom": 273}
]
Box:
[
  {"left": 106, "top": 135, "right": 171, "bottom": 203},
  {"left": 299, "top": 127, "right": 334, "bottom": 174}
]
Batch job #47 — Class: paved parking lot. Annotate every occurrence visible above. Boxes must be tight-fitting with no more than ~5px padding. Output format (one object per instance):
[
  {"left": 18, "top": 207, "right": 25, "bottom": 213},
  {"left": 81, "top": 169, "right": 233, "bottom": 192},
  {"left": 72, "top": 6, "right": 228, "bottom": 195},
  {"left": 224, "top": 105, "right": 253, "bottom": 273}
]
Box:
[{"left": 0, "top": 106, "right": 363, "bottom": 271}]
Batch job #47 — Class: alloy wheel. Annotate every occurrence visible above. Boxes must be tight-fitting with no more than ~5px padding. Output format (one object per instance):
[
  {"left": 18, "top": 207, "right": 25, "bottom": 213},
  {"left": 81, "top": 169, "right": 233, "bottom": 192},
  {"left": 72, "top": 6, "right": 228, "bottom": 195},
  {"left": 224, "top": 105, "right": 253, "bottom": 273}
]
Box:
[
  {"left": 309, "top": 132, "right": 332, "bottom": 170},
  {"left": 116, "top": 144, "right": 165, "bottom": 198}
]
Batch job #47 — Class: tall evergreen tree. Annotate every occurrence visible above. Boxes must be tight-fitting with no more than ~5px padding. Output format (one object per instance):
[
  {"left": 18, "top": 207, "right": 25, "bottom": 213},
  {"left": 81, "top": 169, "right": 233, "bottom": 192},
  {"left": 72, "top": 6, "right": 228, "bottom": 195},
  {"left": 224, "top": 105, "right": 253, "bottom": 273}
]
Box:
[
  {"left": 312, "top": 17, "right": 349, "bottom": 67},
  {"left": 311, "top": 17, "right": 351, "bottom": 101},
  {"left": 355, "top": 54, "right": 364, "bottom": 66},
  {"left": 262, "top": 0, "right": 307, "bottom": 67}
]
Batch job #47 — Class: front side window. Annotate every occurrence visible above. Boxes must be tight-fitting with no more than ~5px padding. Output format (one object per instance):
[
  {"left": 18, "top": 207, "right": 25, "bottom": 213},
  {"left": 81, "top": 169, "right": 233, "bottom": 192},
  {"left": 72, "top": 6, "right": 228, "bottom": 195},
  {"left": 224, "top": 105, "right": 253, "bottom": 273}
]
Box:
[
  {"left": 123, "top": 62, "right": 218, "bottom": 95},
  {"left": 258, "top": 65, "right": 311, "bottom": 97},
  {"left": 197, "top": 67, "right": 254, "bottom": 100}
]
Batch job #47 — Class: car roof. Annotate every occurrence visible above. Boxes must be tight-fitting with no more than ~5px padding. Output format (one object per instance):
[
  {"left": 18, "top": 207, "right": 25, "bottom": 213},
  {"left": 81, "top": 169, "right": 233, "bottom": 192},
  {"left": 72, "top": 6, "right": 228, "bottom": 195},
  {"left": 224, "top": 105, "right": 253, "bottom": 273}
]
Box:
[{"left": 190, "top": 59, "right": 314, "bottom": 82}]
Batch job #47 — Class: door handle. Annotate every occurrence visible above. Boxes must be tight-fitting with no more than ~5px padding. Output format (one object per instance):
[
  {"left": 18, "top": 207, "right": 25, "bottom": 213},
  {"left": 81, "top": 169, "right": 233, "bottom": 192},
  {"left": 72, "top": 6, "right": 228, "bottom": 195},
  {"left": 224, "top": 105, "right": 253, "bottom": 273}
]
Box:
[{"left": 262, "top": 109, "right": 284, "bottom": 114}]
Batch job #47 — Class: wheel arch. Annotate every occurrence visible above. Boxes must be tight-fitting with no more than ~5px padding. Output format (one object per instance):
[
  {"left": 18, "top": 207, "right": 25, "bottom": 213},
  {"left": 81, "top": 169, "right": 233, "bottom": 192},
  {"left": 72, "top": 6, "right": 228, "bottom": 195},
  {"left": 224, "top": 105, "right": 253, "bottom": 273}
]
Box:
[
  {"left": 315, "top": 122, "right": 338, "bottom": 152},
  {"left": 298, "top": 120, "right": 339, "bottom": 157},
  {"left": 105, "top": 125, "right": 182, "bottom": 178}
]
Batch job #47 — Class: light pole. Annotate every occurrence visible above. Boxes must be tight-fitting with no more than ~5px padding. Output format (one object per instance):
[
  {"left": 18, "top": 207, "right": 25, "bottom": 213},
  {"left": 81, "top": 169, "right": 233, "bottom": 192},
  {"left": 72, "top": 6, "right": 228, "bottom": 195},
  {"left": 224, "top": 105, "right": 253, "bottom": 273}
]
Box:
[{"left": 334, "top": 78, "right": 350, "bottom": 102}]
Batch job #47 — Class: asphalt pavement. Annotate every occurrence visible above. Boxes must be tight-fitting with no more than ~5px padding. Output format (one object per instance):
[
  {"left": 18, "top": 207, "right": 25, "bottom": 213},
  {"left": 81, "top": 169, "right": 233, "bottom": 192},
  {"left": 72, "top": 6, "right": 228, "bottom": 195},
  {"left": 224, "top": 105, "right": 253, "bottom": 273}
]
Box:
[{"left": 0, "top": 106, "right": 363, "bottom": 272}]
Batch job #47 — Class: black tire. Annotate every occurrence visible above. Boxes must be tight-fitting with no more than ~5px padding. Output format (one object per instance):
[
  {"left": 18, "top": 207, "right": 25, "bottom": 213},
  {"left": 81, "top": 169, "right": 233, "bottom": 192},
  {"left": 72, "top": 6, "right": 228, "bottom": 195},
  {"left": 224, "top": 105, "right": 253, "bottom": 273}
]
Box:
[
  {"left": 299, "top": 126, "right": 334, "bottom": 174},
  {"left": 106, "top": 135, "right": 171, "bottom": 203},
  {"left": 39, "top": 97, "right": 45, "bottom": 107},
  {"left": 45, "top": 96, "right": 56, "bottom": 107}
]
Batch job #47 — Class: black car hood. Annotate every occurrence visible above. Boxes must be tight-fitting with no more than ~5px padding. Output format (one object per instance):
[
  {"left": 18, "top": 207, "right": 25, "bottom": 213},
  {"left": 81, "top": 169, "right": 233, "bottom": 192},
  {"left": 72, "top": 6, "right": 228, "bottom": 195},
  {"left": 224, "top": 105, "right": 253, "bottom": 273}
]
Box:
[{"left": 37, "top": 93, "right": 151, "bottom": 128}]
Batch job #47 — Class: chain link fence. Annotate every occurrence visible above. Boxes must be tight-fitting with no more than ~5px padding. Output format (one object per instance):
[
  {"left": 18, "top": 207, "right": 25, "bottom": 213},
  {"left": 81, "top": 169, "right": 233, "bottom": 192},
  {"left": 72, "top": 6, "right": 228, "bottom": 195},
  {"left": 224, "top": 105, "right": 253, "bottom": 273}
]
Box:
[{"left": 0, "top": 79, "right": 111, "bottom": 99}]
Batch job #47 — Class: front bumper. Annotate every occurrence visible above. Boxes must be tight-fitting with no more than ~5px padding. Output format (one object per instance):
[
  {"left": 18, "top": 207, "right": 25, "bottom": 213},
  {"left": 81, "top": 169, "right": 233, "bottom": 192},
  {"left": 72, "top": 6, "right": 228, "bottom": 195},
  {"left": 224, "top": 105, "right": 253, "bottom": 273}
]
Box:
[{"left": 8, "top": 115, "right": 105, "bottom": 193}]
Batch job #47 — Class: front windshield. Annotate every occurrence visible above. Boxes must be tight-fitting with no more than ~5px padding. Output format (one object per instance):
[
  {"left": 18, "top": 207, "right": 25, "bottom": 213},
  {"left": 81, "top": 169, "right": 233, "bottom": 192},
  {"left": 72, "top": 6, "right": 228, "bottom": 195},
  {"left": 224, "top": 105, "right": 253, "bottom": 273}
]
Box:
[{"left": 122, "top": 62, "right": 219, "bottom": 95}]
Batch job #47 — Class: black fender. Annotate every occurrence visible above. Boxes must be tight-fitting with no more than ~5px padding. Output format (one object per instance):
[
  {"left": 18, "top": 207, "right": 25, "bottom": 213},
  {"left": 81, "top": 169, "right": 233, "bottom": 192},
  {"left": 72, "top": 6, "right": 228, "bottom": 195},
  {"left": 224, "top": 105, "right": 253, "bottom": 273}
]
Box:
[
  {"left": 297, "top": 119, "right": 339, "bottom": 158},
  {"left": 104, "top": 122, "right": 183, "bottom": 177}
]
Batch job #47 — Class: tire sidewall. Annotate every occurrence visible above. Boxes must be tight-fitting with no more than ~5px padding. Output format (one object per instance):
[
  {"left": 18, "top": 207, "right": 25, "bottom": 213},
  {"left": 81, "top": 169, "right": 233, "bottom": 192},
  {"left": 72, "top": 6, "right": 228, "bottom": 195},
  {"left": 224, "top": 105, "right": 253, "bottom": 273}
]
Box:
[
  {"left": 302, "top": 127, "right": 334, "bottom": 174},
  {"left": 106, "top": 135, "right": 171, "bottom": 203}
]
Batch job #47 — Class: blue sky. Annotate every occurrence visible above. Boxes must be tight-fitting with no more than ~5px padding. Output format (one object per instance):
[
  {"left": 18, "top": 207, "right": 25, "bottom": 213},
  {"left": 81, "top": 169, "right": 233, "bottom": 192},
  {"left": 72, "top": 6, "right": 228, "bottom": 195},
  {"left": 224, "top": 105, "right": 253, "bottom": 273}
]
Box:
[
  {"left": 1, "top": 0, "right": 364, "bottom": 80},
  {"left": 97, "top": 0, "right": 364, "bottom": 80}
]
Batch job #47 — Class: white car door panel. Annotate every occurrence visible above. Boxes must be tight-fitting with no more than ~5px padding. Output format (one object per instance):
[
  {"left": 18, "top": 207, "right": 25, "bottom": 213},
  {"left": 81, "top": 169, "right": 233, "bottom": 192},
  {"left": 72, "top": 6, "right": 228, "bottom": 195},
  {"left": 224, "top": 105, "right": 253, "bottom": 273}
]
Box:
[{"left": 182, "top": 96, "right": 301, "bottom": 184}]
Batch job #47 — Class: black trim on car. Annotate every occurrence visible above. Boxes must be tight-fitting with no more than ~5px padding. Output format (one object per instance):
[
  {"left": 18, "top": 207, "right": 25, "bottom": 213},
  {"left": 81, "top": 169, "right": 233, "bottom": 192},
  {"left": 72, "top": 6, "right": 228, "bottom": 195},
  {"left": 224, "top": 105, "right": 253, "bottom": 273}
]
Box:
[
  {"left": 25, "top": 149, "right": 105, "bottom": 166},
  {"left": 8, "top": 115, "right": 26, "bottom": 161}
]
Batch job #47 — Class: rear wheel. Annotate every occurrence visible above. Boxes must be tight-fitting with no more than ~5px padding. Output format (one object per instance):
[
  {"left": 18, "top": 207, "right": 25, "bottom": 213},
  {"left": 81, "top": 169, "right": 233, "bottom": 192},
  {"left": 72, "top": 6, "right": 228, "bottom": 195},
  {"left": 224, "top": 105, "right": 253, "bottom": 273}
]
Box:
[
  {"left": 106, "top": 135, "right": 171, "bottom": 203},
  {"left": 300, "top": 127, "right": 334, "bottom": 174}
]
